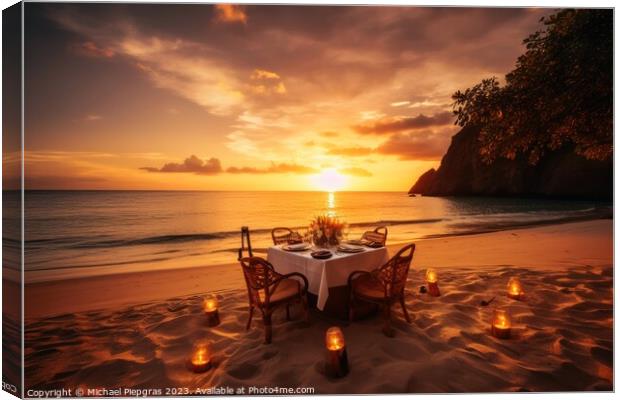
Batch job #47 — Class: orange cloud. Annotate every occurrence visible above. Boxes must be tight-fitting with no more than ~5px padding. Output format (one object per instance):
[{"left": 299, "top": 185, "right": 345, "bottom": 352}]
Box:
[
  {"left": 214, "top": 4, "right": 247, "bottom": 24},
  {"left": 251, "top": 69, "right": 280, "bottom": 80},
  {"left": 226, "top": 163, "right": 316, "bottom": 174},
  {"left": 327, "top": 146, "right": 374, "bottom": 157},
  {"left": 248, "top": 69, "right": 287, "bottom": 95},
  {"left": 340, "top": 167, "right": 373, "bottom": 177},
  {"left": 74, "top": 41, "right": 115, "bottom": 58},
  {"left": 119, "top": 36, "right": 245, "bottom": 115}
]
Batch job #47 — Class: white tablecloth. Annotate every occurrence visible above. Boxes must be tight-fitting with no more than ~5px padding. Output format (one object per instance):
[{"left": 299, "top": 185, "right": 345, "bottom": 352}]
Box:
[{"left": 267, "top": 246, "right": 389, "bottom": 310}]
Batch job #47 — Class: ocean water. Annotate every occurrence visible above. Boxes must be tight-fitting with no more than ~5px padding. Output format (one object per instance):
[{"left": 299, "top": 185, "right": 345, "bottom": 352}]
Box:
[{"left": 11, "top": 191, "right": 611, "bottom": 282}]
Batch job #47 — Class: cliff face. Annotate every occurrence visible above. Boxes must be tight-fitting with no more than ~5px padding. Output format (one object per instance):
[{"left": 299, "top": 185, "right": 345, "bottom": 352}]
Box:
[{"left": 409, "top": 125, "right": 612, "bottom": 200}]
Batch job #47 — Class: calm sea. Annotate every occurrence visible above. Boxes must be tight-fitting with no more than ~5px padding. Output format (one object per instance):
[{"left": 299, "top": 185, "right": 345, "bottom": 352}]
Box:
[{"left": 8, "top": 191, "right": 611, "bottom": 282}]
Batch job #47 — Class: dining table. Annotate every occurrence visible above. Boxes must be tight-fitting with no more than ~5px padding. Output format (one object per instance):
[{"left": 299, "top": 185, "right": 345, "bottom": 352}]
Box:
[{"left": 267, "top": 244, "right": 390, "bottom": 312}]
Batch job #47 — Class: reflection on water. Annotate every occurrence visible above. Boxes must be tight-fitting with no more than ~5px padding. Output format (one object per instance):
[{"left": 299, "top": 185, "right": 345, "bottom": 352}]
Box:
[{"left": 327, "top": 191, "right": 336, "bottom": 216}]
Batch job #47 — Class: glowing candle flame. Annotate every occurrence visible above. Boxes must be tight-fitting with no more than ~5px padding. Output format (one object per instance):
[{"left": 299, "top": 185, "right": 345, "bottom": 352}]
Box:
[
  {"left": 192, "top": 349, "right": 208, "bottom": 365},
  {"left": 325, "top": 327, "right": 345, "bottom": 351},
  {"left": 191, "top": 341, "right": 211, "bottom": 367},
  {"left": 507, "top": 277, "right": 523, "bottom": 297},
  {"left": 425, "top": 268, "right": 438, "bottom": 283},
  {"left": 203, "top": 294, "right": 218, "bottom": 312},
  {"left": 492, "top": 309, "right": 511, "bottom": 329}
]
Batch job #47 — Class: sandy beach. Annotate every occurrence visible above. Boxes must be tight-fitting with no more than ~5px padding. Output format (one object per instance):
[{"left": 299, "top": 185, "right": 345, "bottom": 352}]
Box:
[{"left": 24, "top": 219, "right": 613, "bottom": 393}]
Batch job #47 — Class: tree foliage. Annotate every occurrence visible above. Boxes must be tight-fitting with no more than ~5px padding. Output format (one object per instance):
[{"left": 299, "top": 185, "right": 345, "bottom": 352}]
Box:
[{"left": 452, "top": 9, "right": 612, "bottom": 164}]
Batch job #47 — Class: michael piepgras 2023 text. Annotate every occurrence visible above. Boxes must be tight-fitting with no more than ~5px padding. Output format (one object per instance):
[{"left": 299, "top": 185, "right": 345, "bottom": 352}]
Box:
[{"left": 26, "top": 386, "right": 316, "bottom": 397}]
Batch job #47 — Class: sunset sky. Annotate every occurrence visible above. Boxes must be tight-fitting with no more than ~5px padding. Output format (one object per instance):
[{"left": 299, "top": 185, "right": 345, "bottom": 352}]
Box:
[{"left": 21, "top": 4, "right": 551, "bottom": 191}]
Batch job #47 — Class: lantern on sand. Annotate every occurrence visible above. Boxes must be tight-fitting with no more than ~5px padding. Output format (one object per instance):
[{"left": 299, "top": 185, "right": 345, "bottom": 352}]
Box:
[
  {"left": 491, "top": 309, "right": 512, "bottom": 339},
  {"left": 325, "top": 327, "right": 349, "bottom": 378},
  {"left": 189, "top": 340, "right": 212, "bottom": 373},
  {"left": 425, "top": 268, "right": 441, "bottom": 297},
  {"left": 203, "top": 294, "right": 220, "bottom": 327}
]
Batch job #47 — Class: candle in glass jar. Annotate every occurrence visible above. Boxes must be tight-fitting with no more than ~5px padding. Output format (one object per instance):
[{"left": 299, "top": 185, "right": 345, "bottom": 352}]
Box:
[
  {"left": 507, "top": 277, "right": 524, "bottom": 300},
  {"left": 203, "top": 294, "right": 220, "bottom": 327},
  {"left": 425, "top": 268, "right": 441, "bottom": 297},
  {"left": 491, "top": 309, "right": 511, "bottom": 339},
  {"left": 189, "top": 341, "right": 212, "bottom": 373},
  {"left": 325, "top": 327, "right": 348, "bottom": 378}
]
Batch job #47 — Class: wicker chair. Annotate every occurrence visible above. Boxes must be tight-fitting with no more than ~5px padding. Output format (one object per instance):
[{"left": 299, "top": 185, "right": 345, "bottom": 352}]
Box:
[
  {"left": 347, "top": 243, "right": 415, "bottom": 337},
  {"left": 240, "top": 257, "right": 309, "bottom": 344},
  {"left": 271, "top": 227, "right": 302, "bottom": 245},
  {"left": 361, "top": 226, "right": 388, "bottom": 246}
]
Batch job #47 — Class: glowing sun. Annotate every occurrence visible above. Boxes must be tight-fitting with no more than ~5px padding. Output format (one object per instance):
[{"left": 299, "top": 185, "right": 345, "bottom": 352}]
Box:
[{"left": 310, "top": 169, "right": 347, "bottom": 192}]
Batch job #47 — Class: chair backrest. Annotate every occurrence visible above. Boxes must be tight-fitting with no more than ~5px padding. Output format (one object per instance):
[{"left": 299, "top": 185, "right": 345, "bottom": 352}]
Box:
[
  {"left": 238, "top": 226, "right": 253, "bottom": 260},
  {"left": 239, "top": 257, "right": 280, "bottom": 306},
  {"left": 374, "top": 226, "right": 388, "bottom": 242},
  {"left": 376, "top": 243, "right": 415, "bottom": 297},
  {"left": 362, "top": 226, "right": 388, "bottom": 245},
  {"left": 271, "top": 227, "right": 300, "bottom": 245}
]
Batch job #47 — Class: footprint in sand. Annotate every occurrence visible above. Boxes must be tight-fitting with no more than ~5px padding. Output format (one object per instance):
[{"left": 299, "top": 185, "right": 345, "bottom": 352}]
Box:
[
  {"left": 261, "top": 350, "right": 279, "bottom": 360},
  {"left": 226, "top": 362, "right": 260, "bottom": 380}
]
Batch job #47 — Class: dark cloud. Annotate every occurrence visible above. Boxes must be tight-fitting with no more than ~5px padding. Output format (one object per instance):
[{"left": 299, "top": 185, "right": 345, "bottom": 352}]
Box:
[
  {"left": 354, "top": 112, "right": 454, "bottom": 135},
  {"left": 320, "top": 131, "right": 339, "bottom": 138},
  {"left": 226, "top": 163, "right": 317, "bottom": 174},
  {"left": 376, "top": 130, "right": 452, "bottom": 161},
  {"left": 327, "top": 146, "right": 374, "bottom": 156},
  {"left": 141, "top": 155, "right": 223, "bottom": 175},
  {"left": 142, "top": 156, "right": 316, "bottom": 175}
]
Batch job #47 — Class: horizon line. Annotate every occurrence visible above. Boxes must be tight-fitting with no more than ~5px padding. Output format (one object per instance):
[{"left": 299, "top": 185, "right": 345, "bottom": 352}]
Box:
[{"left": 8, "top": 188, "right": 409, "bottom": 193}]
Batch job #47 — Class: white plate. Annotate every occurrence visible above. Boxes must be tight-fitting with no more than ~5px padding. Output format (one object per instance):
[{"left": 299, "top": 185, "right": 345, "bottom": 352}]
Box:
[
  {"left": 337, "top": 244, "right": 365, "bottom": 253},
  {"left": 283, "top": 243, "right": 311, "bottom": 251}
]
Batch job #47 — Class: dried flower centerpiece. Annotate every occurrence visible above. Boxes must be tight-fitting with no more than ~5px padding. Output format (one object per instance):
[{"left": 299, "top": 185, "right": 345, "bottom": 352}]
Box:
[{"left": 307, "top": 215, "right": 347, "bottom": 248}]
